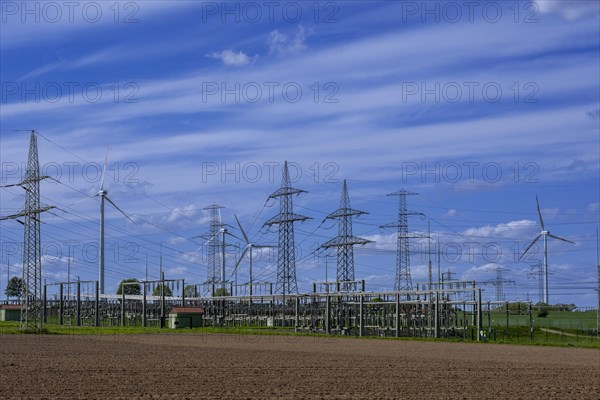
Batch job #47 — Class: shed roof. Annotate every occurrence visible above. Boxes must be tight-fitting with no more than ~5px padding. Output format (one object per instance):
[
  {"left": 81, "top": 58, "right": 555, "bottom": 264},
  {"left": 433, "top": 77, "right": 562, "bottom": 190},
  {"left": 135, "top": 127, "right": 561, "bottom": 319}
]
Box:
[
  {"left": 169, "top": 307, "right": 204, "bottom": 314},
  {"left": 1, "top": 305, "right": 22, "bottom": 310}
]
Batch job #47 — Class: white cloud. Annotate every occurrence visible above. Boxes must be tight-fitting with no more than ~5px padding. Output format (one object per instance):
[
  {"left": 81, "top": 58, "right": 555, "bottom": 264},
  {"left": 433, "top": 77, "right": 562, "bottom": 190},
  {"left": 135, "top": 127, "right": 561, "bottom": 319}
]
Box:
[
  {"left": 461, "top": 263, "right": 501, "bottom": 281},
  {"left": 463, "top": 220, "right": 537, "bottom": 239},
  {"left": 134, "top": 204, "right": 209, "bottom": 233},
  {"left": 268, "top": 26, "right": 308, "bottom": 56},
  {"left": 363, "top": 233, "right": 396, "bottom": 249},
  {"left": 540, "top": 207, "right": 559, "bottom": 218},
  {"left": 534, "top": 0, "right": 600, "bottom": 20},
  {"left": 167, "top": 236, "right": 187, "bottom": 246},
  {"left": 362, "top": 273, "right": 395, "bottom": 291},
  {"left": 445, "top": 209, "right": 459, "bottom": 217},
  {"left": 207, "top": 49, "right": 255, "bottom": 66},
  {"left": 587, "top": 202, "right": 599, "bottom": 213},
  {"left": 165, "top": 266, "right": 188, "bottom": 276}
]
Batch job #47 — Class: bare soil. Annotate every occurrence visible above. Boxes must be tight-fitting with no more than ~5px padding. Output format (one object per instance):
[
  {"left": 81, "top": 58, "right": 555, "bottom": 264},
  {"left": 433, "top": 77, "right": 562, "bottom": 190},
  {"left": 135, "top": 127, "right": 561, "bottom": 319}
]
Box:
[{"left": 0, "top": 333, "right": 598, "bottom": 399}]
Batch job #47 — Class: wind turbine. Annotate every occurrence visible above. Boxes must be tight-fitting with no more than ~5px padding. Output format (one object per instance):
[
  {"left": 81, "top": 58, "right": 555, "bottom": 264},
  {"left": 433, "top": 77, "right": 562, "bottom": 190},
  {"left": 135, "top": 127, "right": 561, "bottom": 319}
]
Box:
[
  {"left": 193, "top": 221, "right": 242, "bottom": 295},
  {"left": 96, "top": 147, "right": 134, "bottom": 294},
  {"left": 232, "top": 214, "right": 273, "bottom": 297},
  {"left": 519, "top": 195, "right": 574, "bottom": 304}
]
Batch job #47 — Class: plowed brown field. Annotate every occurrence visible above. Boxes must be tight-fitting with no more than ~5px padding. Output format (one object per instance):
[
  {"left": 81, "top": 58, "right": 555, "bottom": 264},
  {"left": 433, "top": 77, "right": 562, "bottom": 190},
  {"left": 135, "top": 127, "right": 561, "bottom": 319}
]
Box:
[{"left": 1, "top": 333, "right": 598, "bottom": 399}]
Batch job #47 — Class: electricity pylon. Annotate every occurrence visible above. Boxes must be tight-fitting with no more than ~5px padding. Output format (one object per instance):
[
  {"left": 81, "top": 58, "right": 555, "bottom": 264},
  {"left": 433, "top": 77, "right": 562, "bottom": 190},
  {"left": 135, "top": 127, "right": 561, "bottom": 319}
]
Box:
[
  {"left": 0, "top": 130, "right": 54, "bottom": 331},
  {"left": 527, "top": 262, "right": 544, "bottom": 304},
  {"left": 199, "top": 203, "right": 224, "bottom": 295},
  {"left": 321, "top": 180, "right": 371, "bottom": 291},
  {"left": 381, "top": 189, "right": 422, "bottom": 293},
  {"left": 482, "top": 265, "right": 515, "bottom": 302},
  {"left": 495, "top": 265, "right": 505, "bottom": 301},
  {"left": 264, "top": 161, "right": 310, "bottom": 300}
]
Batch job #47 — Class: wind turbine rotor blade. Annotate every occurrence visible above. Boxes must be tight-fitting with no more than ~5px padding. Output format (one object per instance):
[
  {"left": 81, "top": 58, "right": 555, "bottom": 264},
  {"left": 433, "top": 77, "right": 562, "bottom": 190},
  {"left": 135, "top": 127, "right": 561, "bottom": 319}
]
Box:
[
  {"left": 535, "top": 195, "right": 545, "bottom": 230},
  {"left": 195, "top": 231, "right": 220, "bottom": 242},
  {"left": 194, "top": 238, "right": 214, "bottom": 252},
  {"left": 253, "top": 245, "right": 274, "bottom": 249},
  {"left": 198, "top": 233, "right": 220, "bottom": 247},
  {"left": 519, "top": 234, "right": 542, "bottom": 261},
  {"left": 231, "top": 246, "right": 250, "bottom": 277},
  {"left": 105, "top": 196, "right": 135, "bottom": 223},
  {"left": 234, "top": 214, "right": 250, "bottom": 244},
  {"left": 547, "top": 233, "right": 575, "bottom": 244},
  {"left": 65, "top": 195, "right": 93, "bottom": 208},
  {"left": 224, "top": 231, "right": 244, "bottom": 242},
  {"left": 99, "top": 146, "right": 109, "bottom": 191}
]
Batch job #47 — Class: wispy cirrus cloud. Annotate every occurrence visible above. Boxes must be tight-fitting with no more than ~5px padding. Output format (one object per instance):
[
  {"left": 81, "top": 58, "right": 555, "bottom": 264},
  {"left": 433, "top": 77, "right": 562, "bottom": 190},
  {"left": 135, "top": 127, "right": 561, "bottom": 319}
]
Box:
[
  {"left": 267, "top": 26, "right": 308, "bottom": 56},
  {"left": 534, "top": 0, "right": 600, "bottom": 20}
]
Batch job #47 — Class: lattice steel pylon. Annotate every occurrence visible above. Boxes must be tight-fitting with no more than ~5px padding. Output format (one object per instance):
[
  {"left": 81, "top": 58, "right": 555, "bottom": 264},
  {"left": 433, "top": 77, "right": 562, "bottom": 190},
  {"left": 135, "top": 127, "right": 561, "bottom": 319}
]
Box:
[
  {"left": 203, "top": 203, "right": 224, "bottom": 293},
  {"left": 483, "top": 265, "right": 515, "bottom": 302},
  {"left": 381, "top": 189, "right": 421, "bottom": 293},
  {"left": 0, "top": 131, "right": 54, "bottom": 331},
  {"left": 495, "top": 265, "right": 505, "bottom": 302},
  {"left": 321, "top": 180, "right": 371, "bottom": 291},
  {"left": 527, "top": 262, "right": 544, "bottom": 303},
  {"left": 264, "top": 161, "right": 310, "bottom": 299}
]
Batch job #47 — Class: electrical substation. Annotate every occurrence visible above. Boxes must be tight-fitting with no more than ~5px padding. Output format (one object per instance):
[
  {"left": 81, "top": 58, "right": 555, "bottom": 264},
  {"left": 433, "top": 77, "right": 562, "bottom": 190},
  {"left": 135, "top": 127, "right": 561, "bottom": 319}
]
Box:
[{"left": 1, "top": 130, "right": 597, "bottom": 344}]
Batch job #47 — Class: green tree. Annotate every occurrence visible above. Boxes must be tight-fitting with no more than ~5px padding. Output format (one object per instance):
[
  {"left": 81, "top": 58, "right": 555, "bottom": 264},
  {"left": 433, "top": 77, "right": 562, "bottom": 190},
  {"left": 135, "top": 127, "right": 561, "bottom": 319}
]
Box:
[
  {"left": 214, "top": 287, "right": 230, "bottom": 297},
  {"left": 153, "top": 284, "right": 173, "bottom": 297},
  {"left": 537, "top": 309, "right": 549, "bottom": 318},
  {"left": 184, "top": 284, "right": 197, "bottom": 298},
  {"left": 5, "top": 276, "right": 24, "bottom": 299},
  {"left": 117, "top": 278, "right": 141, "bottom": 295}
]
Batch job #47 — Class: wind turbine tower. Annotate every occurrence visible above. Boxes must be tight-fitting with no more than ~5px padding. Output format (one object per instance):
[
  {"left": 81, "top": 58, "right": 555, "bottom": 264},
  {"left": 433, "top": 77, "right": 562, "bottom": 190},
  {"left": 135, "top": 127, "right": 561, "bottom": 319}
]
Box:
[
  {"left": 96, "top": 149, "right": 133, "bottom": 294},
  {"left": 520, "top": 196, "right": 575, "bottom": 304},
  {"left": 232, "top": 214, "right": 273, "bottom": 296}
]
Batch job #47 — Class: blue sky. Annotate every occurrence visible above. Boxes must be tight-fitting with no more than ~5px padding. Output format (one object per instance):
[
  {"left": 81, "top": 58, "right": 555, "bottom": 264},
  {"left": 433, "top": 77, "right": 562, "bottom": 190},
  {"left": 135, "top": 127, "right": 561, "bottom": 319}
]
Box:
[{"left": 0, "top": 1, "right": 599, "bottom": 305}]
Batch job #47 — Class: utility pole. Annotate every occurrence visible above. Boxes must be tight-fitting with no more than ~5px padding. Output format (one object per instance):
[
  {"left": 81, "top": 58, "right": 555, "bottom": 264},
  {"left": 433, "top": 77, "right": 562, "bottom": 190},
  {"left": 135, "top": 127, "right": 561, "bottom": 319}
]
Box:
[
  {"left": 596, "top": 228, "right": 599, "bottom": 339},
  {"left": 325, "top": 257, "right": 329, "bottom": 293},
  {"left": 67, "top": 247, "right": 71, "bottom": 300},
  {"left": 159, "top": 243, "right": 163, "bottom": 275},
  {"left": 0, "top": 130, "right": 54, "bottom": 331},
  {"left": 442, "top": 268, "right": 454, "bottom": 287},
  {"left": 221, "top": 228, "right": 227, "bottom": 290},
  {"left": 427, "top": 220, "right": 432, "bottom": 289},
  {"left": 437, "top": 234, "right": 441, "bottom": 289},
  {"left": 321, "top": 180, "right": 371, "bottom": 292},
  {"left": 264, "top": 161, "right": 310, "bottom": 302},
  {"left": 6, "top": 255, "right": 9, "bottom": 301}
]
